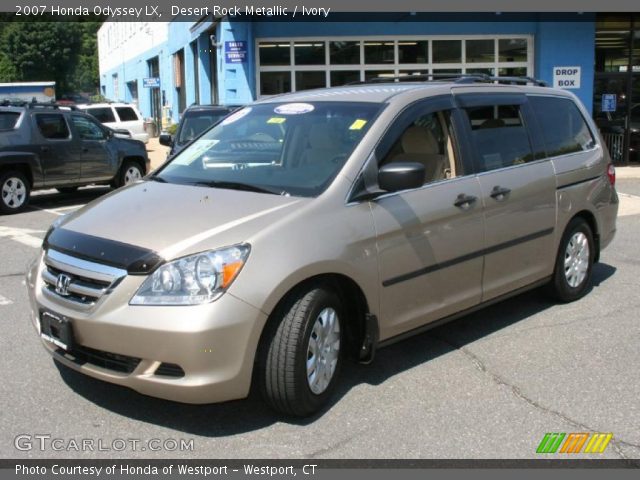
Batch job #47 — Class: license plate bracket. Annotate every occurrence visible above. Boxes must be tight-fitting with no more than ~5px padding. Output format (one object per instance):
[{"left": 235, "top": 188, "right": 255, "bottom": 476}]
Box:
[{"left": 40, "top": 311, "right": 74, "bottom": 351}]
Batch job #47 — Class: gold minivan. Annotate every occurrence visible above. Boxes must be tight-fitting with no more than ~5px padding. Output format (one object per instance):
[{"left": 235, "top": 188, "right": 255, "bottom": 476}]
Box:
[{"left": 27, "top": 78, "right": 618, "bottom": 416}]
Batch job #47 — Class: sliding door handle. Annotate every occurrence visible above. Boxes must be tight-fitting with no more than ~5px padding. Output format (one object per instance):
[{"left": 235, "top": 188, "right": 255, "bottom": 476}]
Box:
[
  {"left": 454, "top": 193, "right": 477, "bottom": 208},
  {"left": 490, "top": 186, "right": 511, "bottom": 200}
]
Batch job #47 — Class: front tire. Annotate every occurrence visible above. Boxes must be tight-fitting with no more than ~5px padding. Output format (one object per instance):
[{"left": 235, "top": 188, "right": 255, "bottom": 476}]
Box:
[
  {"left": 260, "top": 286, "right": 344, "bottom": 417},
  {"left": 112, "top": 160, "right": 143, "bottom": 188},
  {"left": 0, "top": 170, "right": 30, "bottom": 214},
  {"left": 548, "top": 218, "right": 595, "bottom": 302}
]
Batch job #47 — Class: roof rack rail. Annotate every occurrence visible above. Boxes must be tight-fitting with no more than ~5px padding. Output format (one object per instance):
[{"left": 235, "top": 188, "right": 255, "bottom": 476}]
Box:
[
  {"left": 346, "top": 73, "right": 489, "bottom": 85},
  {"left": 346, "top": 73, "right": 548, "bottom": 87},
  {"left": 486, "top": 76, "right": 548, "bottom": 87},
  {"left": 0, "top": 99, "right": 77, "bottom": 110},
  {"left": 28, "top": 102, "right": 77, "bottom": 110}
]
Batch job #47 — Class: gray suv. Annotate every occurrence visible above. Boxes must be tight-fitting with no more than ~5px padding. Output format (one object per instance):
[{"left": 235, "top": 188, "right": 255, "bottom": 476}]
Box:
[
  {"left": 26, "top": 77, "right": 618, "bottom": 416},
  {"left": 0, "top": 103, "right": 149, "bottom": 214}
]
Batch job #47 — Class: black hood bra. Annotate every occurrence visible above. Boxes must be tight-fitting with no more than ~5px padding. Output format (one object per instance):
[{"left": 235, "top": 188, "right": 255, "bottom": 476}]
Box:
[{"left": 43, "top": 227, "right": 164, "bottom": 275}]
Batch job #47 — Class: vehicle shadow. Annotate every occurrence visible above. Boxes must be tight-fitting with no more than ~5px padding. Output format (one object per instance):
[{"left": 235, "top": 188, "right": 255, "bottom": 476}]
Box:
[
  {"left": 55, "top": 262, "right": 616, "bottom": 436},
  {"left": 27, "top": 187, "right": 112, "bottom": 211}
]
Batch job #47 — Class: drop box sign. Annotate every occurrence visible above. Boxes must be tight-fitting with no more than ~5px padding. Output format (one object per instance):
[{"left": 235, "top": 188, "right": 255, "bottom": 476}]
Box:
[{"left": 553, "top": 66, "right": 581, "bottom": 89}]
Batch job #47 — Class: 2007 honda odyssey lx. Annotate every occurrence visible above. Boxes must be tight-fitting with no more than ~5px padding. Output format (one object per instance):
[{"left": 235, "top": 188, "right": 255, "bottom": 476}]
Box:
[{"left": 26, "top": 77, "right": 618, "bottom": 417}]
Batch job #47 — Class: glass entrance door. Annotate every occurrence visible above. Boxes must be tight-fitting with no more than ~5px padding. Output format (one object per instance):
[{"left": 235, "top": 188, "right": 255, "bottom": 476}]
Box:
[
  {"left": 630, "top": 74, "right": 640, "bottom": 162},
  {"left": 594, "top": 14, "right": 639, "bottom": 163},
  {"left": 593, "top": 74, "right": 629, "bottom": 163}
]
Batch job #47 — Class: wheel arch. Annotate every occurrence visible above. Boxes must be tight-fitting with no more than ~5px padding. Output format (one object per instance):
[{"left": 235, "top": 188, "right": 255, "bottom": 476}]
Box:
[
  {"left": 255, "top": 272, "right": 374, "bottom": 368},
  {"left": 0, "top": 156, "right": 36, "bottom": 187},
  {"left": 570, "top": 209, "right": 600, "bottom": 262},
  {"left": 120, "top": 155, "right": 147, "bottom": 175}
]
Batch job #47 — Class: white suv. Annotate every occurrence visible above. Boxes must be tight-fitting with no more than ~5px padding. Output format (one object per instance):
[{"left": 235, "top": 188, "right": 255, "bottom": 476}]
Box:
[{"left": 77, "top": 103, "right": 149, "bottom": 144}]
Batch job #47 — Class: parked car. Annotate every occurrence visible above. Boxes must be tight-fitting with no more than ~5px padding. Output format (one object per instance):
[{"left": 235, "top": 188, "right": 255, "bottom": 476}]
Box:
[
  {"left": 27, "top": 78, "right": 618, "bottom": 416},
  {"left": 159, "top": 104, "right": 240, "bottom": 157},
  {"left": 0, "top": 103, "right": 149, "bottom": 214},
  {"left": 56, "top": 94, "right": 91, "bottom": 106},
  {"left": 77, "top": 102, "right": 149, "bottom": 144}
]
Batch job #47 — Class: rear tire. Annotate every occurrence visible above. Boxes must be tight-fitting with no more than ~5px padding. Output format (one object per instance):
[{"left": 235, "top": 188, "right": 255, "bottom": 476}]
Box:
[
  {"left": 112, "top": 160, "right": 143, "bottom": 188},
  {"left": 548, "top": 218, "right": 595, "bottom": 302},
  {"left": 0, "top": 170, "right": 30, "bottom": 214},
  {"left": 259, "top": 286, "right": 344, "bottom": 417}
]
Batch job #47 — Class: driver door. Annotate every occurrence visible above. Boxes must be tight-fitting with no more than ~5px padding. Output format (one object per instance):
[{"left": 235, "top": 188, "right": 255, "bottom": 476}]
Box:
[
  {"left": 369, "top": 98, "right": 486, "bottom": 340},
  {"left": 70, "top": 114, "right": 117, "bottom": 182}
]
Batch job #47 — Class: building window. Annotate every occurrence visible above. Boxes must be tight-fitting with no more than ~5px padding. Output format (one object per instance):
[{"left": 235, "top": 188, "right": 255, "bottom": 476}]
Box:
[
  {"left": 190, "top": 41, "right": 200, "bottom": 105},
  {"left": 257, "top": 35, "right": 533, "bottom": 97},
  {"left": 112, "top": 73, "right": 119, "bottom": 101}
]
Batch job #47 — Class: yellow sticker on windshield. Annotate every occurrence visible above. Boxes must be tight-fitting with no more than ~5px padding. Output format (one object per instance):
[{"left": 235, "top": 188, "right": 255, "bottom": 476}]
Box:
[
  {"left": 349, "top": 119, "right": 368, "bottom": 130},
  {"left": 267, "top": 117, "right": 286, "bottom": 124}
]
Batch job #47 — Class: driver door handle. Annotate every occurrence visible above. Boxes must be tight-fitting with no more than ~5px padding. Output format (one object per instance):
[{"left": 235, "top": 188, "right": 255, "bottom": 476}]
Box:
[{"left": 454, "top": 193, "right": 477, "bottom": 208}]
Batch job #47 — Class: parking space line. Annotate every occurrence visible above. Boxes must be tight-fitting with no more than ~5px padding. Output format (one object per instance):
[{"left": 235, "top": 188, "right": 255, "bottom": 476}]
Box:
[
  {"left": 0, "top": 294, "right": 12, "bottom": 306},
  {"left": 29, "top": 204, "right": 83, "bottom": 216},
  {"left": 0, "top": 226, "right": 44, "bottom": 249}
]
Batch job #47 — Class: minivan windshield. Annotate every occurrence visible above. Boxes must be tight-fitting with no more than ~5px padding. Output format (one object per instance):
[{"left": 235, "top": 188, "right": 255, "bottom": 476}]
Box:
[{"left": 155, "top": 102, "right": 381, "bottom": 197}]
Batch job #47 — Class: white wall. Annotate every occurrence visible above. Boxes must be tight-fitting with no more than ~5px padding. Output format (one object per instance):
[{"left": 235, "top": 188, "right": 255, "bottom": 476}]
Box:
[{"left": 98, "top": 22, "right": 169, "bottom": 73}]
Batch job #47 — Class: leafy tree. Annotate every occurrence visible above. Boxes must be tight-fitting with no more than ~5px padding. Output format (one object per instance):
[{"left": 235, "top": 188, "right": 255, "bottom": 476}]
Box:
[{"left": 0, "top": 16, "right": 103, "bottom": 95}]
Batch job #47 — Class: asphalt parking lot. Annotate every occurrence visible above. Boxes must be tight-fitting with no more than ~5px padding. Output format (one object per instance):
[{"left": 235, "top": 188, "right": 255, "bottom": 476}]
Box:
[{"left": 1, "top": 169, "right": 639, "bottom": 460}]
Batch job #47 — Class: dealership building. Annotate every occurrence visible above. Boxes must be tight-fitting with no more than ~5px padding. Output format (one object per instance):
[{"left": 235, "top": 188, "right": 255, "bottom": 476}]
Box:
[{"left": 97, "top": 13, "right": 639, "bottom": 162}]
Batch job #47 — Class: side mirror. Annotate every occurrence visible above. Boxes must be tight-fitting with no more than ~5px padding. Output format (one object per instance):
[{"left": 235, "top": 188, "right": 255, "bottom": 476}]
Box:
[
  {"left": 159, "top": 132, "right": 173, "bottom": 147},
  {"left": 378, "top": 162, "right": 425, "bottom": 193}
]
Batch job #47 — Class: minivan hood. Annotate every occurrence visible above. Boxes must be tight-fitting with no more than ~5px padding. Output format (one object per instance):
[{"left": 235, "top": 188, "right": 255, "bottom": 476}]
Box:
[{"left": 55, "top": 181, "right": 304, "bottom": 261}]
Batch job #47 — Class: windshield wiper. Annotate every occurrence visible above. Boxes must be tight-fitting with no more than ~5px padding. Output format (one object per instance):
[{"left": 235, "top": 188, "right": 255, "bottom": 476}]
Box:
[
  {"left": 191, "top": 180, "right": 288, "bottom": 196},
  {"left": 147, "top": 174, "right": 168, "bottom": 183}
]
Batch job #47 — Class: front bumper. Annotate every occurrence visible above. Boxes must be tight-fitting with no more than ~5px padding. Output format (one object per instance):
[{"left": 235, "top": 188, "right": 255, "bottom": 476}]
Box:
[{"left": 26, "top": 253, "right": 268, "bottom": 404}]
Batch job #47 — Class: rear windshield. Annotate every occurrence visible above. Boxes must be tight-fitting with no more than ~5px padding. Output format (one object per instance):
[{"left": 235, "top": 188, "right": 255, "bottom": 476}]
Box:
[
  {"left": 157, "top": 102, "right": 382, "bottom": 197},
  {"left": 0, "top": 112, "right": 20, "bottom": 130},
  {"left": 177, "top": 111, "right": 231, "bottom": 145}
]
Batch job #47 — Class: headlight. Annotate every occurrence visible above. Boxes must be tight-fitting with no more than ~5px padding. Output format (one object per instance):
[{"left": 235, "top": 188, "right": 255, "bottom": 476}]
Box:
[{"left": 130, "top": 244, "right": 250, "bottom": 306}]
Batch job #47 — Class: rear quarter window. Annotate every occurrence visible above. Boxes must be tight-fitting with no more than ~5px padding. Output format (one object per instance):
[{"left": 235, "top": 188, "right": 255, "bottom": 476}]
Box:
[
  {"left": 115, "top": 107, "right": 139, "bottom": 122},
  {"left": 529, "top": 96, "right": 596, "bottom": 157},
  {"left": 85, "top": 107, "right": 116, "bottom": 123},
  {"left": 0, "top": 112, "right": 20, "bottom": 130}
]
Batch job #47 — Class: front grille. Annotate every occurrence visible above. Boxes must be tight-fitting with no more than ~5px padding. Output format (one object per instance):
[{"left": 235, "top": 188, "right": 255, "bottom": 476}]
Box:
[
  {"left": 55, "top": 345, "right": 141, "bottom": 374},
  {"left": 41, "top": 249, "right": 126, "bottom": 310},
  {"left": 155, "top": 363, "right": 185, "bottom": 378}
]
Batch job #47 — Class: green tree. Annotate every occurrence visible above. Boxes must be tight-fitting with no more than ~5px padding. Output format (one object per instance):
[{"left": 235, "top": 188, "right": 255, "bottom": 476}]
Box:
[{"left": 0, "top": 17, "right": 103, "bottom": 95}]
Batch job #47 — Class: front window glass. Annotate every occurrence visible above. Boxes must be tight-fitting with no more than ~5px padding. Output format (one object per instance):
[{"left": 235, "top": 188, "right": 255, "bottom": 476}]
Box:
[
  {"left": 157, "top": 102, "right": 382, "bottom": 197},
  {"left": 381, "top": 110, "right": 458, "bottom": 184},
  {"left": 71, "top": 115, "right": 106, "bottom": 140}
]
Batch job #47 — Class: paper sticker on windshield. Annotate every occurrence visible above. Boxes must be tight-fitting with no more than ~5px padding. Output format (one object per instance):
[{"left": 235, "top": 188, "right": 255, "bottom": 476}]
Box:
[
  {"left": 267, "top": 117, "right": 286, "bottom": 124},
  {"left": 349, "top": 119, "right": 368, "bottom": 130},
  {"left": 274, "top": 103, "right": 315, "bottom": 115},
  {"left": 221, "top": 107, "right": 251, "bottom": 125}
]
